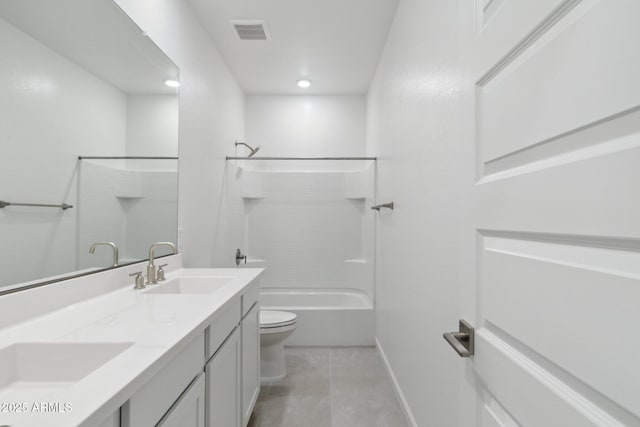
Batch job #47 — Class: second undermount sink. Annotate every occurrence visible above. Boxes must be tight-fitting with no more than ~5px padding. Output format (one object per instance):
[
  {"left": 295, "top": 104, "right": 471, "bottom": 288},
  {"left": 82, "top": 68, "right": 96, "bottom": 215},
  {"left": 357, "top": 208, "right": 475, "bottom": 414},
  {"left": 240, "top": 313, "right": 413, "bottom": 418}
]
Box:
[
  {"left": 0, "top": 342, "right": 133, "bottom": 397},
  {"left": 143, "top": 276, "right": 234, "bottom": 295}
]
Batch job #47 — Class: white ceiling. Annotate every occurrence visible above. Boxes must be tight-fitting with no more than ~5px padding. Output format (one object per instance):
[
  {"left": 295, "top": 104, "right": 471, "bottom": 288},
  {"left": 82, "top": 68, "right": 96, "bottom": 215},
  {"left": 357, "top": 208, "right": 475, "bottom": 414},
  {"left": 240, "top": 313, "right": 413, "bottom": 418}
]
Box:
[
  {"left": 187, "top": 0, "right": 399, "bottom": 95},
  {"left": 0, "top": 0, "right": 179, "bottom": 95}
]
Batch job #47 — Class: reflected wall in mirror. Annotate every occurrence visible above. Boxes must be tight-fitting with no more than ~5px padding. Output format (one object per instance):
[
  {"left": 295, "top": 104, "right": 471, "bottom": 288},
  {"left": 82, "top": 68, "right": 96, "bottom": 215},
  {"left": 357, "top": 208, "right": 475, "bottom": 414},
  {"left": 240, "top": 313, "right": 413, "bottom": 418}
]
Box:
[{"left": 0, "top": 0, "right": 179, "bottom": 291}]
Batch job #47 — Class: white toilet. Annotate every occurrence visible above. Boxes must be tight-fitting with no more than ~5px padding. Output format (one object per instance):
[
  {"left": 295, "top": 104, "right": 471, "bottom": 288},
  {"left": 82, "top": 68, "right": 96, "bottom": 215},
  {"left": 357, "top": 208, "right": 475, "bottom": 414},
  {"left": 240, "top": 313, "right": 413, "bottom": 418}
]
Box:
[{"left": 259, "top": 310, "right": 297, "bottom": 383}]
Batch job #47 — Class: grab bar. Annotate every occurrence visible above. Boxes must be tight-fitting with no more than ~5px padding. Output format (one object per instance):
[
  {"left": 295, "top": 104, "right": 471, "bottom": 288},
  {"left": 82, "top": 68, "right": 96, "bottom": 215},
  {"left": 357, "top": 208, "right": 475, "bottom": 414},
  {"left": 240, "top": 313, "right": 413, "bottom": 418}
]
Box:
[
  {"left": 0, "top": 200, "right": 73, "bottom": 210},
  {"left": 371, "top": 202, "right": 394, "bottom": 211},
  {"left": 225, "top": 156, "right": 377, "bottom": 161}
]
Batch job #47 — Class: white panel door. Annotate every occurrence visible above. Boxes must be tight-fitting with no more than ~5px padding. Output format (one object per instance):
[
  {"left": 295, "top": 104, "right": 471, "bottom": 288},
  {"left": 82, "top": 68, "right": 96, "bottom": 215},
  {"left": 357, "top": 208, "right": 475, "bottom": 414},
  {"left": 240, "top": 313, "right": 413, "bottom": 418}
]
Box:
[
  {"left": 457, "top": 1, "right": 640, "bottom": 426},
  {"left": 206, "top": 327, "right": 241, "bottom": 427}
]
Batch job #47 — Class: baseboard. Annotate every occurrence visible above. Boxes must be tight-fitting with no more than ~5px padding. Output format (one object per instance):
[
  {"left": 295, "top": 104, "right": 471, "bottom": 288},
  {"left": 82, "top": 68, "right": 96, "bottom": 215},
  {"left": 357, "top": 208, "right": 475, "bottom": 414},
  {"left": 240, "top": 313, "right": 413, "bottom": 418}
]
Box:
[{"left": 375, "top": 337, "right": 418, "bottom": 427}]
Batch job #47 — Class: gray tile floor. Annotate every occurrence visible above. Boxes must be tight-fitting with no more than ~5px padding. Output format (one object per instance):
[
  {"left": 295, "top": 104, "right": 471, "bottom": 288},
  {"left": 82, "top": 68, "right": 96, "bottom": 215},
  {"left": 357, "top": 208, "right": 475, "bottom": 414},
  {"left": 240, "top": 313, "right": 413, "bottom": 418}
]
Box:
[{"left": 248, "top": 347, "right": 408, "bottom": 427}]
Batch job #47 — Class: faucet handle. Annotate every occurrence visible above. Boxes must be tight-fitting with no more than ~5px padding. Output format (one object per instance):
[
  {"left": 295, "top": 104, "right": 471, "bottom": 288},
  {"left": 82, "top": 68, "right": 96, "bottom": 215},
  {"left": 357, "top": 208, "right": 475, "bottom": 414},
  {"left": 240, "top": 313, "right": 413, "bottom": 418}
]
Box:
[
  {"left": 157, "top": 264, "right": 168, "bottom": 281},
  {"left": 236, "top": 248, "right": 247, "bottom": 266},
  {"left": 129, "top": 271, "right": 145, "bottom": 290}
]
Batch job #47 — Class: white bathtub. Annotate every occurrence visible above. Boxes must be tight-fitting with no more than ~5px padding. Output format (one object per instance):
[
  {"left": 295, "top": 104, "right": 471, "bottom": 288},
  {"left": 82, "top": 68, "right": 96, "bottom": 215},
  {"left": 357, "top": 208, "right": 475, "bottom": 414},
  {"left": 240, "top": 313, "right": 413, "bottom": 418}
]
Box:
[{"left": 260, "top": 288, "right": 374, "bottom": 346}]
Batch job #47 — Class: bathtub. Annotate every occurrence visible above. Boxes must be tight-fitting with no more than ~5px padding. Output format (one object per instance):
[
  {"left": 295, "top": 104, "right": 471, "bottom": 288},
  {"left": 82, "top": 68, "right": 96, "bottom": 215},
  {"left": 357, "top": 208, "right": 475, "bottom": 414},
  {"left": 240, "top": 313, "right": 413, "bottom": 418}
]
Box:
[{"left": 260, "top": 288, "right": 374, "bottom": 346}]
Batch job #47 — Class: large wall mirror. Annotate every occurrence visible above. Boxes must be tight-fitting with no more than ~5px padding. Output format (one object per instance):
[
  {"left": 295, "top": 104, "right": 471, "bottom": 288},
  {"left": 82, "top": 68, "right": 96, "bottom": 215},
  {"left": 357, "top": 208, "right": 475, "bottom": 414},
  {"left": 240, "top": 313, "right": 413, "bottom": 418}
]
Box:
[{"left": 0, "top": 0, "right": 179, "bottom": 293}]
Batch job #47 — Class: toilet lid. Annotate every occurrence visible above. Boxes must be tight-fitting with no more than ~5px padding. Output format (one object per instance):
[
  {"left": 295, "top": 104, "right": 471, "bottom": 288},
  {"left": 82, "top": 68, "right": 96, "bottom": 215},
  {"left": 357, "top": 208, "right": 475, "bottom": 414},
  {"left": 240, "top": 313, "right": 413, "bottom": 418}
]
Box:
[{"left": 260, "top": 310, "right": 297, "bottom": 328}]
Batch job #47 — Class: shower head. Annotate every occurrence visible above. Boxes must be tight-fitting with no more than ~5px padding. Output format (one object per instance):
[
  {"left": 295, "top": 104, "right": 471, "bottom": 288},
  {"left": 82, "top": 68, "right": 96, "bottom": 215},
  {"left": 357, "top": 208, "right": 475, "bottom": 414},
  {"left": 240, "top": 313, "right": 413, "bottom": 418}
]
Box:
[
  {"left": 235, "top": 141, "right": 261, "bottom": 157},
  {"left": 249, "top": 145, "right": 261, "bottom": 157}
]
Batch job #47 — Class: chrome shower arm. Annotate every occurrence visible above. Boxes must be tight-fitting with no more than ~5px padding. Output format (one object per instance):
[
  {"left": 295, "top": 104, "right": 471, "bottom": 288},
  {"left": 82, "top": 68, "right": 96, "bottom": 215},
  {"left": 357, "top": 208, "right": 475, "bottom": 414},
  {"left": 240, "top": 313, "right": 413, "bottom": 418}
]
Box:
[{"left": 234, "top": 141, "right": 261, "bottom": 157}]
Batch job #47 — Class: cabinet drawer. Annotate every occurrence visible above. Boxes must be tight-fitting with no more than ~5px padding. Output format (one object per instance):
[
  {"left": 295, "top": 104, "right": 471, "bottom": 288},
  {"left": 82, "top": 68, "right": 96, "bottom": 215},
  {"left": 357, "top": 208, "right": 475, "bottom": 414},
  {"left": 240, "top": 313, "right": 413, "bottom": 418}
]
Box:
[
  {"left": 122, "top": 333, "right": 205, "bottom": 427},
  {"left": 206, "top": 298, "right": 241, "bottom": 359},
  {"left": 242, "top": 280, "right": 259, "bottom": 317}
]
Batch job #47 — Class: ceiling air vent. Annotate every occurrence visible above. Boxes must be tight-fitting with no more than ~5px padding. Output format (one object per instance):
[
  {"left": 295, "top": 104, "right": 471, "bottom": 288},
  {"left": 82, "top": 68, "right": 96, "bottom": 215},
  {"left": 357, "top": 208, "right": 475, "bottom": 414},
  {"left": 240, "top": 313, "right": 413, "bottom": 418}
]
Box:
[{"left": 230, "top": 20, "right": 271, "bottom": 41}]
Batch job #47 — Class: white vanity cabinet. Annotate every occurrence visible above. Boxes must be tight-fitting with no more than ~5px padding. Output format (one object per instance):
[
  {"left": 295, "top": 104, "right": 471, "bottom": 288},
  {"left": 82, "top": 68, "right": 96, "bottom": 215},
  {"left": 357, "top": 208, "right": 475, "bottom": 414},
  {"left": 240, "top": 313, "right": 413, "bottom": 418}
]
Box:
[
  {"left": 121, "top": 278, "right": 261, "bottom": 427},
  {"left": 241, "top": 284, "right": 260, "bottom": 427},
  {"left": 206, "top": 327, "right": 241, "bottom": 427},
  {"left": 157, "top": 374, "right": 206, "bottom": 427},
  {"left": 206, "top": 279, "right": 260, "bottom": 427}
]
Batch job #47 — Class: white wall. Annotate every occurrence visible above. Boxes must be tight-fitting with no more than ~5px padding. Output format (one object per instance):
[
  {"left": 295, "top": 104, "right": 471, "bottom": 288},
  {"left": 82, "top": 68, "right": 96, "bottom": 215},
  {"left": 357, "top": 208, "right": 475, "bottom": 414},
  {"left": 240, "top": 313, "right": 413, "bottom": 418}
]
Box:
[
  {"left": 126, "top": 94, "right": 179, "bottom": 158},
  {"left": 114, "top": 0, "right": 245, "bottom": 267},
  {"left": 245, "top": 95, "right": 366, "bottom": 157},
  {"left": 0, "top": 17, "right": 127, "bottom": 287},
  {"left": 234, "top": 166, "right": 375, "bottom": 299},
  {"left": 367, "top": 0, "right": 466, "bottom": 426}
]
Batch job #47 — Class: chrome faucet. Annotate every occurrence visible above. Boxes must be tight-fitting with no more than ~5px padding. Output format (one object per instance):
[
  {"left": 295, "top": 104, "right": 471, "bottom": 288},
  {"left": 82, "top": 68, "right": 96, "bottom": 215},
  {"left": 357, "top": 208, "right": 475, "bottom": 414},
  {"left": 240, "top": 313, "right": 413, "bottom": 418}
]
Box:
[
  {"left": 147, "top": 242, "right": 177, "bottom": 284},
  {"left": 89, "top": 242, "right": 119, "bottom": 267}
]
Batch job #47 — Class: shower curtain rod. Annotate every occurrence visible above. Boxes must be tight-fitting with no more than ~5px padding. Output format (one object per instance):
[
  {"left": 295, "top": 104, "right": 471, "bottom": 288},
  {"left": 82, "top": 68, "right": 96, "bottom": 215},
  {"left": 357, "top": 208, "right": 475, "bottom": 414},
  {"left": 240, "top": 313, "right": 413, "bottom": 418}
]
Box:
[
  {"left": 0, "top": 200, "right": 73, "bottom": 210},
  {"left": 225, "top": 156, "right": 377, "bottom": 161},
  {"left": 78, "top": 156, "right": 178, "bottom": 160}
]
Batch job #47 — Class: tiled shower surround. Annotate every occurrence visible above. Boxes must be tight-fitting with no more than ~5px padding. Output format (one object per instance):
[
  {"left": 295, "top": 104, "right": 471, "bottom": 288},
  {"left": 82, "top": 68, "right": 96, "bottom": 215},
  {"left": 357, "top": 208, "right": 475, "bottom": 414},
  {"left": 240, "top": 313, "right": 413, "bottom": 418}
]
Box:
[{"left": 228, "top": 163, "right": 376, "bottom": 300}]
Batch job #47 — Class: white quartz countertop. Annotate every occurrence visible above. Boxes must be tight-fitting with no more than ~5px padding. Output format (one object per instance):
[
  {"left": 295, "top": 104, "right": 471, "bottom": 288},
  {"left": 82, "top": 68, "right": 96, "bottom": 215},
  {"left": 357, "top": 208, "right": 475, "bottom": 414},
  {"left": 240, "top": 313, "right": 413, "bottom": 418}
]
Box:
[{"left": 0, "top": 267, "right": 263, "bottom": 427}]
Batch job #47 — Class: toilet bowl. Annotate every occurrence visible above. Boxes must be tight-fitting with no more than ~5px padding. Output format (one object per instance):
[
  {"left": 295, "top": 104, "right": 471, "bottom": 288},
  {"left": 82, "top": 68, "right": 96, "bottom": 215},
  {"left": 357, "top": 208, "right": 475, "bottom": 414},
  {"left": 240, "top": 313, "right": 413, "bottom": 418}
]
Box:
[{"left": 260, "top": 310, "right": 297, "bottom": 383}]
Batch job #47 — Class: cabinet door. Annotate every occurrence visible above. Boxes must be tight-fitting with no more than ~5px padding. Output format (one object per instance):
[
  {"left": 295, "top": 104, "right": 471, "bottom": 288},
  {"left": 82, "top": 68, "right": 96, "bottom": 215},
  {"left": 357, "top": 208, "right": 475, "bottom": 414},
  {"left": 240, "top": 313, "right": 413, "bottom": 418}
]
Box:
[
  {"left": 241, "top": 303, "right": 260, "bottom": 427},
  {"left": 157, "top": 374, "right": 205, "bottom": 427},
  {"left": 206, "top": 327, "right": 241, "bottom": 427},
  {"left": 97, "top": 410, "right": 120, "bottom": 427}
]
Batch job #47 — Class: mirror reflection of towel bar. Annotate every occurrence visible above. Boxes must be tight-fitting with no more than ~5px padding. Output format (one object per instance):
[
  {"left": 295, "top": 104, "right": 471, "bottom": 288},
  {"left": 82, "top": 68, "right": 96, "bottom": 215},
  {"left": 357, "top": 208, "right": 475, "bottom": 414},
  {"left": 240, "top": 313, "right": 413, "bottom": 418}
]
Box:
[
  {"left": 0, "top": 200, "right": 73, "bottom": 210},
  {"left": 371, "top": 202, "right": 394, "bottom": 211}
]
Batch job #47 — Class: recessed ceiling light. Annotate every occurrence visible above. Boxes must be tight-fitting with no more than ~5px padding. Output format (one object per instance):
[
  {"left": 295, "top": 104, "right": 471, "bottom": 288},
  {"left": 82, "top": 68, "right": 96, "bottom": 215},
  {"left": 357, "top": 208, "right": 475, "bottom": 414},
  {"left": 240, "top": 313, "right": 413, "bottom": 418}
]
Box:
[
  {"left": 297, "top": 79, "right": 311, "bottom": 88},
  {"left": 164, "top": 79, "right": 180, "bottom": 88}
]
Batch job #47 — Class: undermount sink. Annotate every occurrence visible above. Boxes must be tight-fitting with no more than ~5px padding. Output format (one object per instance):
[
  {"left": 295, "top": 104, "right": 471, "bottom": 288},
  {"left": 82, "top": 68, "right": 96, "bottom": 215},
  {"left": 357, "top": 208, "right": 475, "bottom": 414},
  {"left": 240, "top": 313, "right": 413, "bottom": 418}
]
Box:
[
  {"left": 143, "top": 276, "right": 234, "bottom": 295},
  {"left": 0, "top": 342, "right": 133, "bottom": 396}
]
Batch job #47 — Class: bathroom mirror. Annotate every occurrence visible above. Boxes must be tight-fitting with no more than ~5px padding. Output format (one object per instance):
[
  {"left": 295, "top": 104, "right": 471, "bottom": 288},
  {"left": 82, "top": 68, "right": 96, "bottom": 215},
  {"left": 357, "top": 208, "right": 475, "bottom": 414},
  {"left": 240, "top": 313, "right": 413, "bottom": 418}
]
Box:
[{"left": 0, "top": 0, "right": 179, "bottom": 293}]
